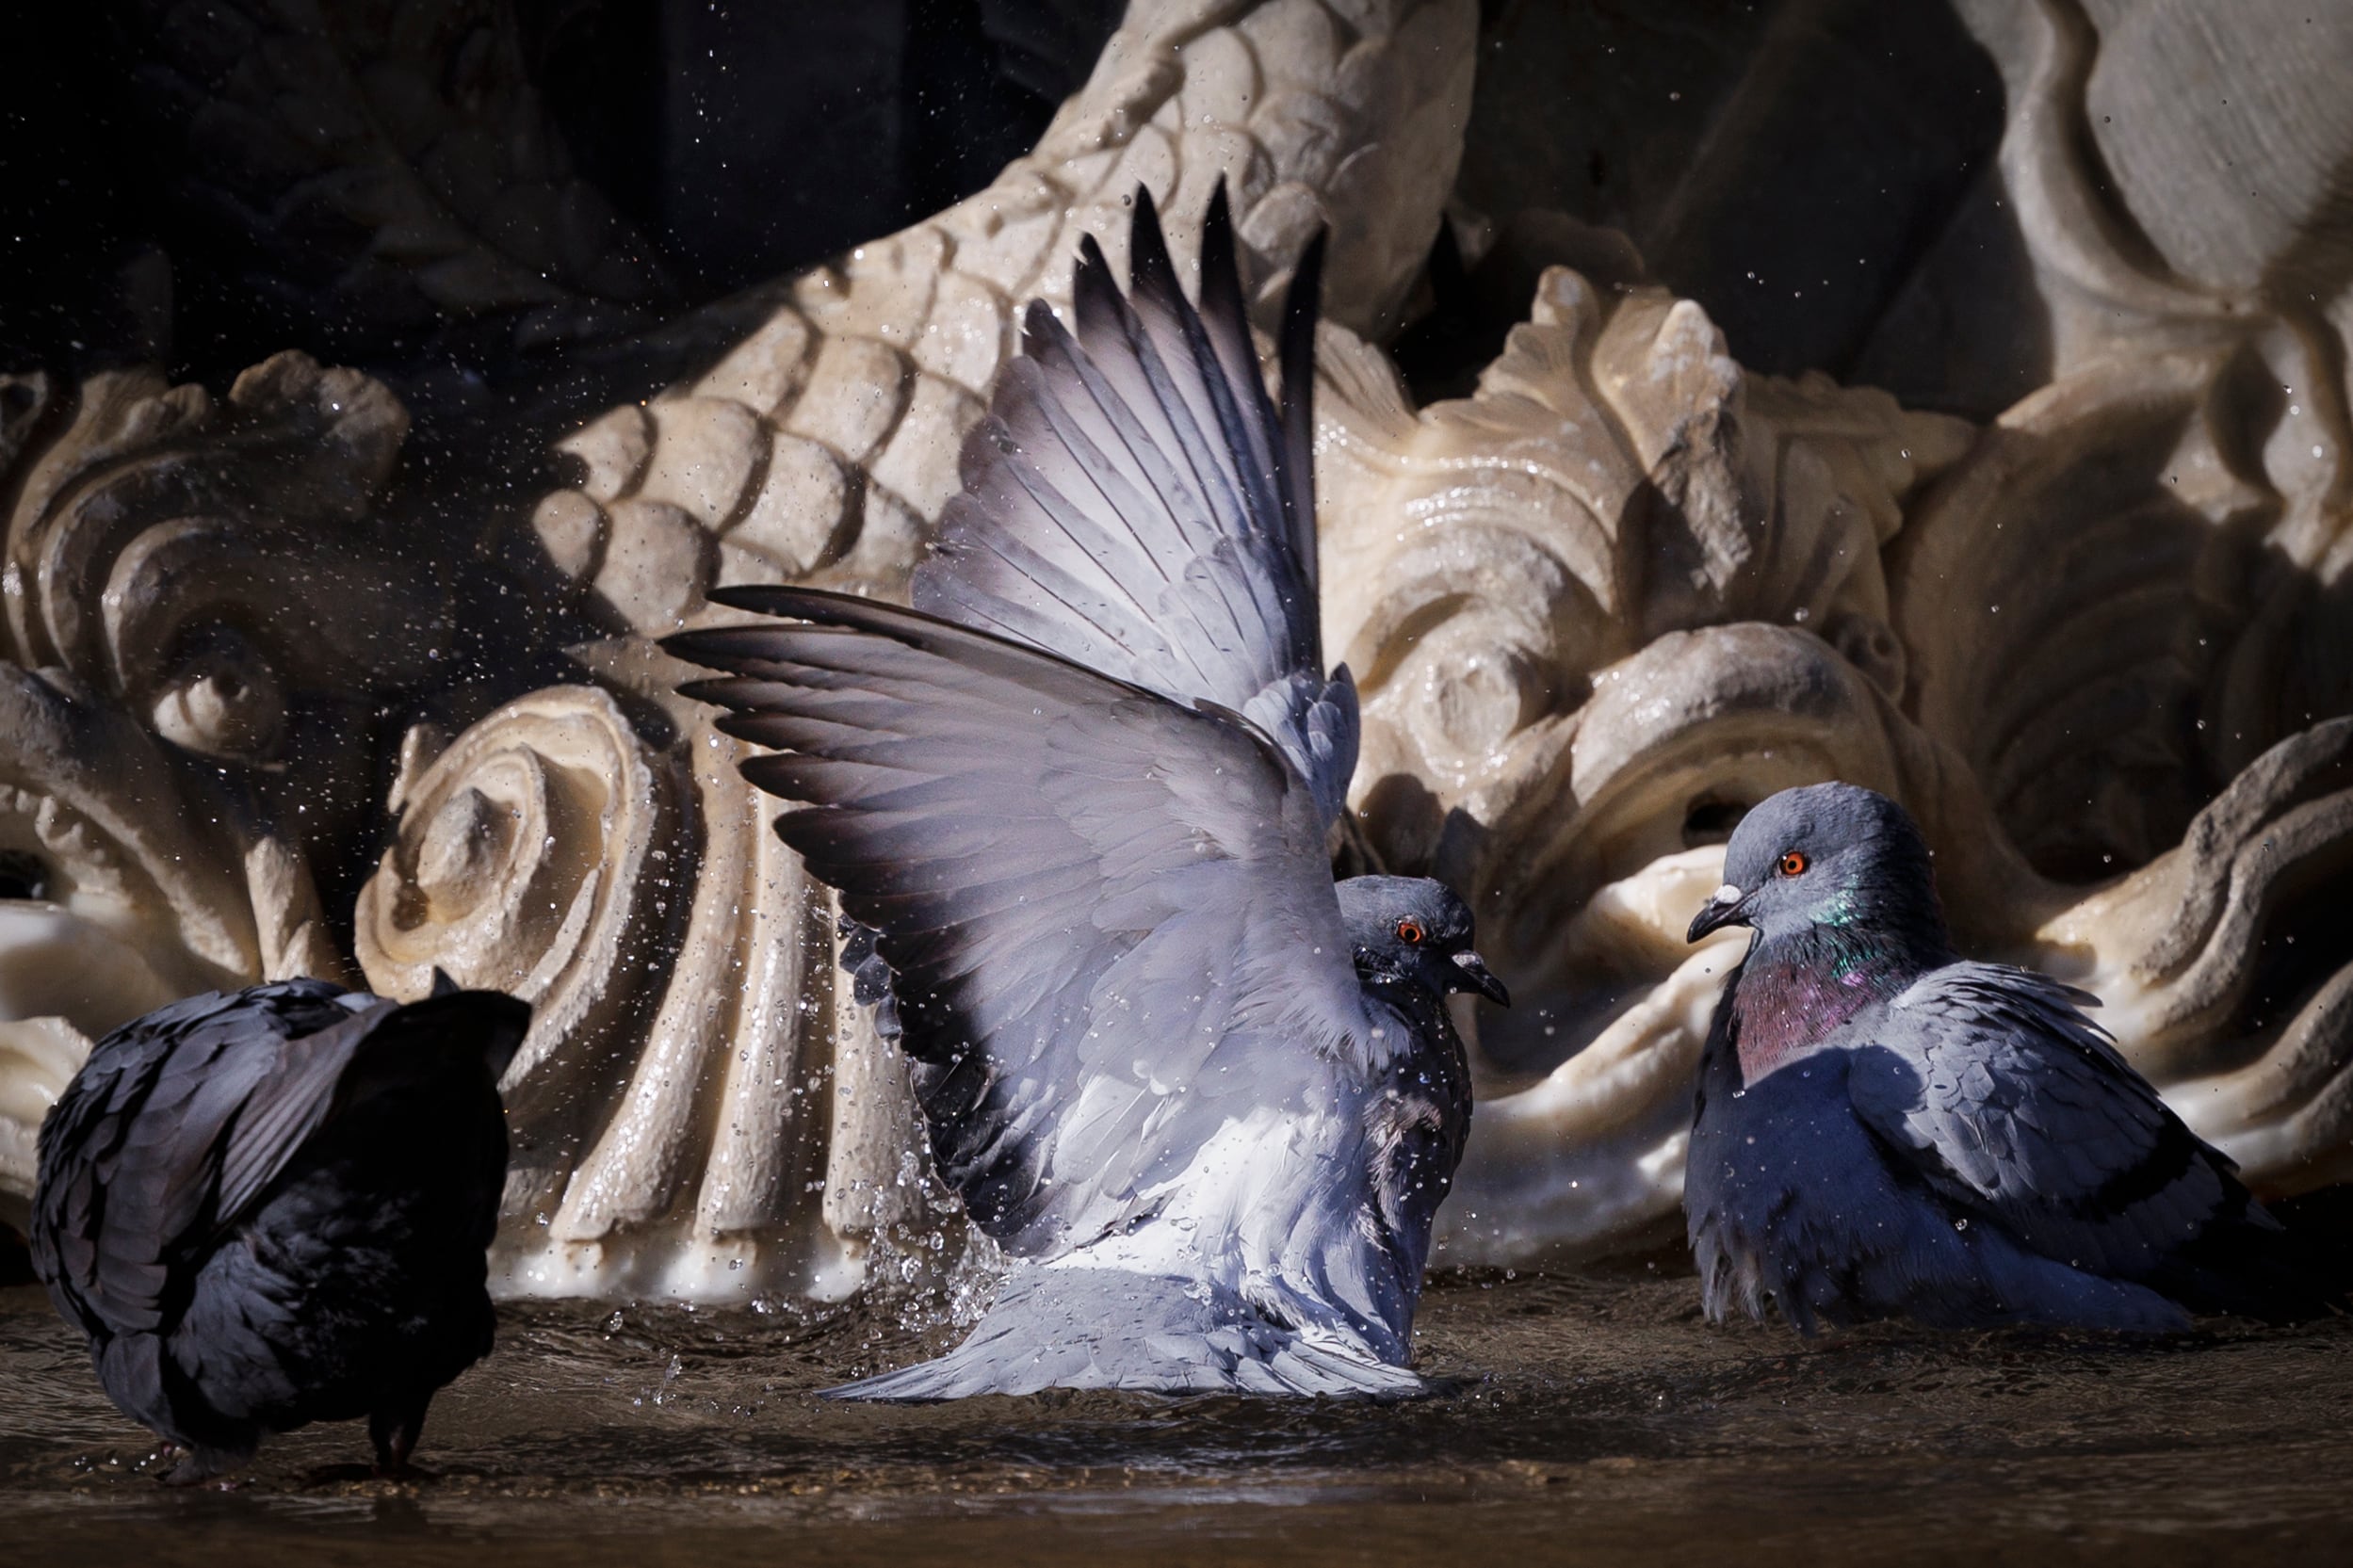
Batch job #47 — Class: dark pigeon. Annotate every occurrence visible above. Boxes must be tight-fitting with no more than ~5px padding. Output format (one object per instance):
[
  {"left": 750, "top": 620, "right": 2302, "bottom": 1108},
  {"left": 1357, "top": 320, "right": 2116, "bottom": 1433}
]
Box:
[
  {"left": 1683, "top": 782, "right": 2340, "bottom": 1334},
  {"left": 667, "top": 185, "right": 1508, "bottom": 1399},
  {"left": 30, "top": 975, "right": 530, "bottom": 1481}
]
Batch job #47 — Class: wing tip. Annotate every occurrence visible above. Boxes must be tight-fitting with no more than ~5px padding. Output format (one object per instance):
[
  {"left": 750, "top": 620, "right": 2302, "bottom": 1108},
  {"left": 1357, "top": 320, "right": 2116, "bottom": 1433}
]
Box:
[
  {"left": 1126, "top": 181, "right": 1182, "bottom": 308},
  {"left": 703, "top": 582, "right": 805, "bottom": 615},
  {"left": 1278, "top": 223, "right": 1325, "bottom": 559},
  {"left": 1199, "top": 176, "right": 1240, "bottom": 304},
  {"left": 1282, "top": 227, "right": 1329, "bottom": 346},
  {"left": 816, "top": 1361, "right": 962, "bottom": 1402},
  {"left": 662, "top": 628, "right": 750, "bottom": 673}
]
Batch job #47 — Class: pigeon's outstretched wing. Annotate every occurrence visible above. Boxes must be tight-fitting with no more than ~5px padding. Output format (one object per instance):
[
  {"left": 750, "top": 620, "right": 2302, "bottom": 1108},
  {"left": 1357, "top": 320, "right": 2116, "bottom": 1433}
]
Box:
[
  {"left": 1845, "top": 962, "right": 2328, "bottom": 1316},
  {"left": 912, "top": 186, "right": 1356, "bottom": 826},
  {"left": 667, "top": 587, "right": 1391, "bottom": 1258}
]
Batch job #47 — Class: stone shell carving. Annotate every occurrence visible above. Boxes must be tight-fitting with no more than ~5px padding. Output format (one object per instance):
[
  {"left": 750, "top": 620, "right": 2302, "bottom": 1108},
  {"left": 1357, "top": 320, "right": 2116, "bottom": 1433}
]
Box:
[
  {"left": 1310, "top": 265, "right": 1979, "bottom": 1257},
  {"left": 353, "top": 677, "right": 881, "bottom": 1299},
  {"left": 5, "top": 0, "right": 2351, "bottom": 1298}
]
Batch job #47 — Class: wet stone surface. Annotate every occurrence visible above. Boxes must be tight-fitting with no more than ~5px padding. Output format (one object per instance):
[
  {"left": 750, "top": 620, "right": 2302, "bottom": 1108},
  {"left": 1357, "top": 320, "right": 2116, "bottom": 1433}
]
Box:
[{"left": 4, "top": 1266, "right": 2350, "bottom": 1565}]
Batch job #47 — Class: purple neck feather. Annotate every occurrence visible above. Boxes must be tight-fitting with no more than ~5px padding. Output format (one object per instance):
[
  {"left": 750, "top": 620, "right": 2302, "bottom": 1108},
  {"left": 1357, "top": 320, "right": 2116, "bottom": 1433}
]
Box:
[{"left": 1730, "top": 932, "right": 1917, "bottom": 1084}]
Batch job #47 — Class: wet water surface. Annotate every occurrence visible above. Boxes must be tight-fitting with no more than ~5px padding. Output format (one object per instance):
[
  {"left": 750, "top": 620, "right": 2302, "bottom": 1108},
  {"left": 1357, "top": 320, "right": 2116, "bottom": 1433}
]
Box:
[{"left": 5, "top": 1266, "right": 2348, "bottom": 1565}]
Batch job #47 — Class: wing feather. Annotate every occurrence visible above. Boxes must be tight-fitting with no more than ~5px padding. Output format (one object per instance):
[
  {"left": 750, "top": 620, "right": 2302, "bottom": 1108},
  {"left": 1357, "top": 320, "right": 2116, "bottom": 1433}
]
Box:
[
  {"left": 668, "top": 588, "right": 1387, "bottom": 1256},
  {"left": 31, "top": 981, "right": 361, "bottom": 1339},
  {"left": 1847, "top": 963, "right": 2248, "bottom": 1279},
  {"left": 208, "top": 1001, "right": 392, "bottom": 1223},
  {"left": 913, "top": 184, "right": 1355, "bottom": 823}
]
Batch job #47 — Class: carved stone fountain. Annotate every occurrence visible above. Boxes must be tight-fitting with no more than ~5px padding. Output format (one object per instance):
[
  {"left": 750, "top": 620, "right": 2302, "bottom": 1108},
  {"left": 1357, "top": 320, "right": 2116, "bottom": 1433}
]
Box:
[{"left": 5, "top": 0, "right": 2349, "bottom": 1301}]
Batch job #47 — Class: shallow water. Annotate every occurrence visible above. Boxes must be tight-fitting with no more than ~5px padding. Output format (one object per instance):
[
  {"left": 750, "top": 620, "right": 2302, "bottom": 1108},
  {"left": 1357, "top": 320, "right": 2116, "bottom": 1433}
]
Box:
[{"left": 6, "top": 1263, "right": 2350, "bottom": 1566}]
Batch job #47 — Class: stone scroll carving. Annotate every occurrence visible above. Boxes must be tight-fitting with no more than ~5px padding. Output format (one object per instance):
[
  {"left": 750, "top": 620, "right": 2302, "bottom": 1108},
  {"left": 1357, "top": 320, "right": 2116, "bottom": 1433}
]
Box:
[
  {"left": 0, "top": 350, "right": 446, "bottom": 1225},
  {"left": 4, "top": 0, "right": 2351, "bottom": 1295}
]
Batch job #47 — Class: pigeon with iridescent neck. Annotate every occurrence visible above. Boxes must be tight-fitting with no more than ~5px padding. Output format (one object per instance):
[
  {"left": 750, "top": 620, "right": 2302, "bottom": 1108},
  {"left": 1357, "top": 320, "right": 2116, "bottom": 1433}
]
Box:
[{"left": 1682, "top": 782, "right": 2338, "bottom": 1334}]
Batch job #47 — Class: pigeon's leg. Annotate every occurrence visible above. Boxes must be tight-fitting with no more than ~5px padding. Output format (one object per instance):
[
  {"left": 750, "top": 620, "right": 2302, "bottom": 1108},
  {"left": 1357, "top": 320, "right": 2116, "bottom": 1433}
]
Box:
[{"left": 368, "top": 1393, "right": 432, "bottom": 1477}]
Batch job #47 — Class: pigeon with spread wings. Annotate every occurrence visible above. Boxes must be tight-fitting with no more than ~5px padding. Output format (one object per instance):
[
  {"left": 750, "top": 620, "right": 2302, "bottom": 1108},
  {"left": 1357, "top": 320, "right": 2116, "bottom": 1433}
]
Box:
[{"left": 667, "top": 187, "right": 1506, "bottom": 1399}]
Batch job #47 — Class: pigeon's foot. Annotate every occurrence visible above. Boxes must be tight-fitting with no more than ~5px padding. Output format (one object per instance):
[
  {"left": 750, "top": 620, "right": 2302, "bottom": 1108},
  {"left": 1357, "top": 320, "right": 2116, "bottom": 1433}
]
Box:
[
  {"left": 159, "top": 1443, "right": 251, "bottom": 1487},
  {"left": 368, "top": 1396, "right": 430, "bottom": 1478}
]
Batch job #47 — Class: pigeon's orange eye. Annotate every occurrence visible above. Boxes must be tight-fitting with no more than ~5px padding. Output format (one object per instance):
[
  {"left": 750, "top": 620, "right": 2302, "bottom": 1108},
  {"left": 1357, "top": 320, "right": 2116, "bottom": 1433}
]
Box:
[
  {"left": 1395, "top": 918, "right": 1424, "bottom": 945},
  {"left": 1777, "top": 850, "right": 1809, "bottom": 877}
]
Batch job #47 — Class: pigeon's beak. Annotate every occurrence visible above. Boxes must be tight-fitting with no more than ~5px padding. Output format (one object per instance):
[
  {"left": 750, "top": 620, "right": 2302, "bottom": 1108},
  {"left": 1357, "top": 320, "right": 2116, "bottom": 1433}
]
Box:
[
  {"left": 1450, "top": 949, "right": 1511, "bottom": 1006},
  {"left": 1686, "top": 882, "right": 1751, "bottom": 943}
]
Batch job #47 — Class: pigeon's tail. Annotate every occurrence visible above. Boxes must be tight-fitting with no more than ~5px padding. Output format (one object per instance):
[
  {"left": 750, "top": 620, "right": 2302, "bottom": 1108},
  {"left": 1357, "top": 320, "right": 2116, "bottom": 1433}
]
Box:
[
  {"left": 820, "top": 1267, "right": 1426, "bottom": 1402},
  {"left": 349, "top": 988, "right": 535, "bottom": 1091},
  {"left": 2152, "top": 1198, "right": 2349, "bottom": 1325}
]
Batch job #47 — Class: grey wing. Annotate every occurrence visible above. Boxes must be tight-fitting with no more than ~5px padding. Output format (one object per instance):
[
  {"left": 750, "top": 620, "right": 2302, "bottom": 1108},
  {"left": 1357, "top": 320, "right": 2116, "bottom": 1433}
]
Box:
[
  {"left": 31, "top": 980, "right": 372, "bottom": 1340},
  {"left": 1845, "top": 962, "right": 2248, "bottom": 1279},
  {"left": 837, "top": 915, "right": 903, "bottom": 1043},
  {"left": 912, "top": 185, "right": 1357, "bottom": 827},
  {"left": 668, "top": 587, "right": 1388, "bottom": 1258}
]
